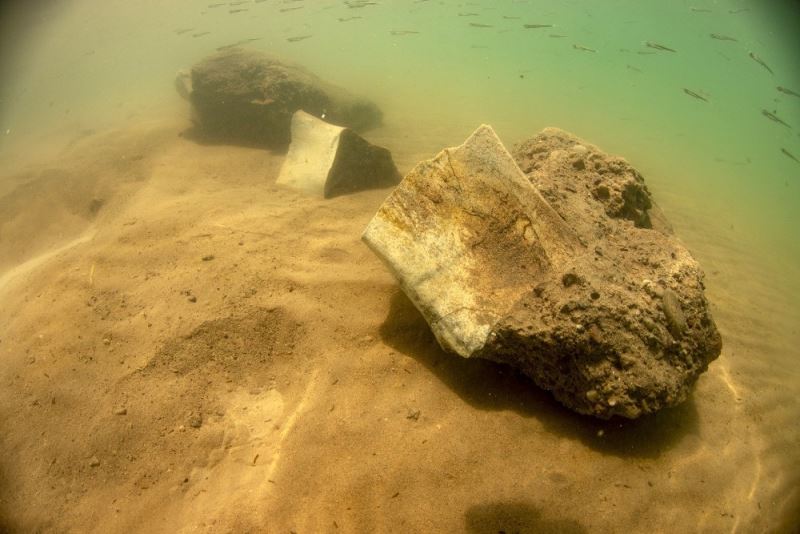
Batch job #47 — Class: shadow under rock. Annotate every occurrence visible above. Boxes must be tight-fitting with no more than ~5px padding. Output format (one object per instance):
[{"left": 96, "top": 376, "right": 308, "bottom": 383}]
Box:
[
  {"left": 464, "top": 501, "right": 587, "bottom": 534},
  {"left": 379, "top": 290, "right": 699, "bottom": 459}
]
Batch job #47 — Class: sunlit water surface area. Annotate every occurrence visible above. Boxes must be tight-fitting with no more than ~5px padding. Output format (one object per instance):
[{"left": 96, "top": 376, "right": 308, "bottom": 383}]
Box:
[{"left": 0, "top": 1, "right": 798, "bottom": 532}]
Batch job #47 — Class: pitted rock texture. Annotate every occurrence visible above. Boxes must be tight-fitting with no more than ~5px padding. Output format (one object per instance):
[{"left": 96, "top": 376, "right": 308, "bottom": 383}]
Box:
[
  {"left": 479, "top": 127, "right": 721, "bottom": 419},
  {"left": 364, "top": 125, "right": 721, "bottom": 419}
]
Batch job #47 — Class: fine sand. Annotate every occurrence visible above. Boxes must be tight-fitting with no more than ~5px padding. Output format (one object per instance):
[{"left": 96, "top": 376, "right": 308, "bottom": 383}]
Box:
[{"left": 0, "top": 115, "right": 798, "bottom": 533}]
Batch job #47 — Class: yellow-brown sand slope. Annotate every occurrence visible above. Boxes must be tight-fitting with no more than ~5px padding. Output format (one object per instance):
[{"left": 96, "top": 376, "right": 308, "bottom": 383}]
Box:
[{"left": 0, "top": 120, "right": 797, "bottom": 533}]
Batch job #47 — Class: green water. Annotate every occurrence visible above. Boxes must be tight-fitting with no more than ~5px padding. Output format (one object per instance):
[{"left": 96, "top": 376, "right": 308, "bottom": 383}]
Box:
[
  {"left": 2, "top": 0, "right": 799, "bottom": 262},
  {"left": 1, "top": 0, "right": 799, "bottom": 531}
]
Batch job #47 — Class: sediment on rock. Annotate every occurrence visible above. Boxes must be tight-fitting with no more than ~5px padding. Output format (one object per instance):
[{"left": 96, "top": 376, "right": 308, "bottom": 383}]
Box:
[{"left": 363, "top": 125, "right": 721, "bottom": 419}]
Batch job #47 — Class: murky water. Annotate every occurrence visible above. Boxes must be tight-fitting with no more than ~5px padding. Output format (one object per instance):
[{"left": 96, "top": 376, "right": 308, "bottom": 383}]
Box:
[{"left": 0, "top": 1, "right": 798, "bottom": 532}]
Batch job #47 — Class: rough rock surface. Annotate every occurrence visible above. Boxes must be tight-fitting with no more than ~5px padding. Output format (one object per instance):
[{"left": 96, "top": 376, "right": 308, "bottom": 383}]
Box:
[
  {"left": 185, "top": 48, "right": 382, "bottom": 148},
  {"left": 277, "top": 111, "right": 400, "bottom": 198},
  {"left": 363, "top": 125, "right": 721, "bottom": 419}
]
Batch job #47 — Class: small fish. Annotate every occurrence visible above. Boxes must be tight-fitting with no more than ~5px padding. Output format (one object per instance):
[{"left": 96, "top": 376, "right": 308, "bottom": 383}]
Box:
[
  {"left": 250, "top": 97, "right": 275, "bottom": 106},
  {"left": 458, "top": 12, "right": 479, "bottom": 17},
  {"left": 208, "top": 3, "right": 225, "bottom": 7},
  {"left": 690, "top": 7, "right": 712, "bottom": 12},
  {"left": 469, "top": 22, "right": 493, "bottom": 28},
  {"left": 710, "top": 33, "right": 737, "bottom": 42},
  {"left": 714, "top": 156, "right": 751, "bottom": 166},
  {"left": 548, "top": 34, "right": 567, "bottom": 38},
  {"left": 626, "top": 64, "right": 641, "bottom": 73},
  {"left": 729, "top": 8, "right": 749, "bottom": 14},
  {"left": 216, "top": 40, "right": 251, "bottom": 51},
  {"left": 524, "top": 24, "right": 553, "bottom": 29},
  {"left": 762, "top": 109, "right": 791, "bottom": 128},
  {"left": 280, "top": 6, "right": 303, "bottom": 11},
  {"left": 781, "top": 148, "right": 800, "bottom": 164},
  {"left": 646, "top": 41, "right": 676, "bottom": 52},
  {"left": 573, "top": 44, "right": 596, "bottom": 53},
  {"left": 777, "top": 86, "right": 800, "bottom": 98},
  {"left": 749, "top": 52, "right": 773, "bottom": 74},
  {"left": 503, "top": 16, "right": 521, "bottom": 20},
  {"left": 174, "top": 28, "right": 195, "bottom": 35},
  {"left": 683, "top": 88, "right": 708, "bottom": 102},
  {"left": 287, "top": 35, "right": 312, "bottom": 42},
  {"left": 390, "top": 30, "right": 419, "bottom": 35},
  {"left": 229, "top": 0, "right": 248, "bottom": 4},
  {"left": 192, "top": 31, "right": 210, "bottom": 38},
  {"left": 338, "top": 16, "right": 362, "bottom": 21},
  {"left": 229, "top": 8, "right": 248, "bottom": 13}
]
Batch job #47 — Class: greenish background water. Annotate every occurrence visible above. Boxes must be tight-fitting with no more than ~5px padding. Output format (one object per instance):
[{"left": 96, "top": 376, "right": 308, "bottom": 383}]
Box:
[
  {"left": 2, "top": 0, "right": 798, "bottom": 266},
  {"left": 0, "top": 0, "right": 798, "bottom": 530}
]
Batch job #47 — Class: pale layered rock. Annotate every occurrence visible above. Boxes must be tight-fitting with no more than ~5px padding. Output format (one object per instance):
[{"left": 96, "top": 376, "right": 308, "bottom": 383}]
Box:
[{"left": 277, "top": 111, "right": 400, "bottom": 198}]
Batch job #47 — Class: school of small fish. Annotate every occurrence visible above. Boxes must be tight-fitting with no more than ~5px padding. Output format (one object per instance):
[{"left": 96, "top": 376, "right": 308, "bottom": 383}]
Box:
[{"left": 165, "top": 0, "right": 797, "bottom": 168}]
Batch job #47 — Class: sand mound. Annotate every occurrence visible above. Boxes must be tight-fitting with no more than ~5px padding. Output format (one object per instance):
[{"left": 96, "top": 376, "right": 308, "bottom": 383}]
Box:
[{"left": 0, "top": 123, "right": 174, "bottom": 273}]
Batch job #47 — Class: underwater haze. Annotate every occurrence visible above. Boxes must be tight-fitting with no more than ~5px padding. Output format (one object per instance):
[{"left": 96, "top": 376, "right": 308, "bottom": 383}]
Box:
[{"left": 0, "top": 0, "right": 799, "bottom": 532}]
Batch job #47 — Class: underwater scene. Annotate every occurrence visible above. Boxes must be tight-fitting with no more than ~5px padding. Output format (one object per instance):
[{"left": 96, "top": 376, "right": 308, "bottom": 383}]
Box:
[{"left": 0, "top": 0, "right": 798, "bottom": 532}]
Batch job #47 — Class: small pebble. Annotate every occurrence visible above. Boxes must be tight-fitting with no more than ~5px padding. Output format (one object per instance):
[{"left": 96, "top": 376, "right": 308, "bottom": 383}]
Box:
[
  {"left": 89, "top": 456, "right": 101, "bottom": 467},
  {"left": 188, "top": 413, "right": 203, "bottom": 429},
  {"left": 187, "top": 295, "right": 197, "bottom": 303},
  {"left": 201, "top": 255, "right": 215, "bottom": 261},
  {"left": 113, "top": 406, "right": 127, "bottom": 415}
]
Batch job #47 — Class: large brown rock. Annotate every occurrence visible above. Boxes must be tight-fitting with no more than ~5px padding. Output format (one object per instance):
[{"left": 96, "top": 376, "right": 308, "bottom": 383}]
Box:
[
  {"left": 362, "top": 125, "right": 721, "bottom": 419},
  {"left": 183, "top": 48, "right": 382, "bottom": 148}
]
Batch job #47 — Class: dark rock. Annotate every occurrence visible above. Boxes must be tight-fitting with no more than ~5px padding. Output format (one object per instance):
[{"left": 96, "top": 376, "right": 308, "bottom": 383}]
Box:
[
  {"left": 184, "top": 48, "right": 382, "bottom": 148},
  {"left": 276, "top": 111, "right": 400, "bottom": 198},
  {"left": 188, "top": 412, "right": 203, "bottom": 429}
]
